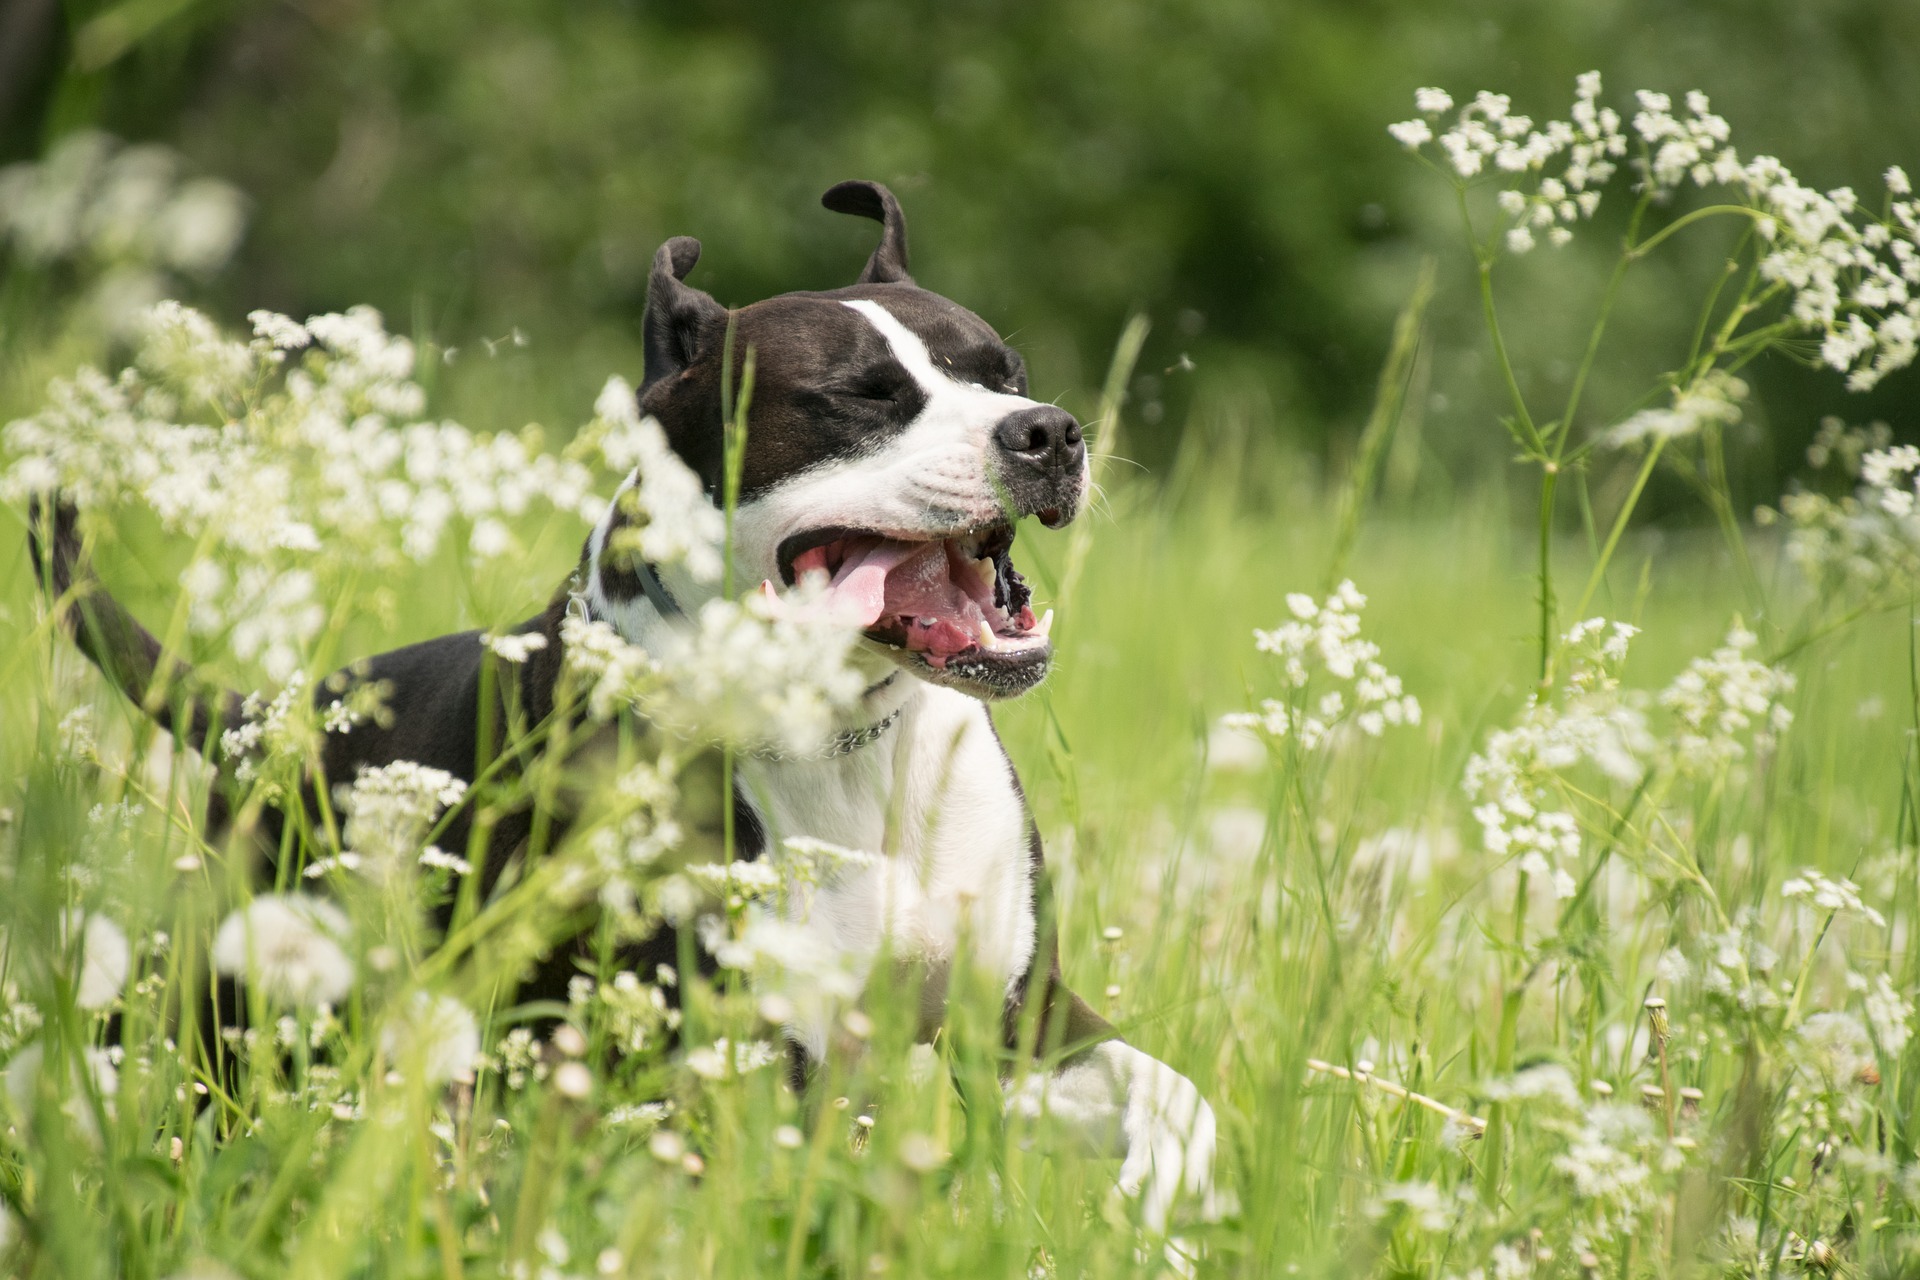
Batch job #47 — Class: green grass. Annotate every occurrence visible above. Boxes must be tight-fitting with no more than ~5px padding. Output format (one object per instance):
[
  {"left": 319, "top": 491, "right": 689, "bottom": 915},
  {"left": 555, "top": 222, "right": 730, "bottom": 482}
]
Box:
[{"left": 3, "top": 418, "right": 1916, "bottom": 1278}]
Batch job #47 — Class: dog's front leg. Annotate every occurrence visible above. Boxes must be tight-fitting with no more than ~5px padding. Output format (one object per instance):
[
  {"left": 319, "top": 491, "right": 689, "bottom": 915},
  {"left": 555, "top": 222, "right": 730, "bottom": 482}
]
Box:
[{"left": 1003, "top": 1009, "right": 1219, "bottom": 1232}]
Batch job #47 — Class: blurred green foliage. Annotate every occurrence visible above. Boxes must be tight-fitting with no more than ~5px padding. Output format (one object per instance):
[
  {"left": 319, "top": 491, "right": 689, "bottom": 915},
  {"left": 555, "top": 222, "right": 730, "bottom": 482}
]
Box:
[{"left": 4, "top": 0, "right": 1917, "bottom": 505}]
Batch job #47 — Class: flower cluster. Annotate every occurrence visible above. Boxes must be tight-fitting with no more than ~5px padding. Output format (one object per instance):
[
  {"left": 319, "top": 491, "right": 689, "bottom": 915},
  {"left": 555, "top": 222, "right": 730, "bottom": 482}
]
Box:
[
  {"left": 1221, "top": 580, "right": 1421, "bottom": 753},
  {"left": 1463, "top": 620, "right": 1650, "bottom": 894},
  {"left": 2, "top": 303, "right": 605, "bottom": 681},
  {"left": 1657, "top": 623, "right": 1794, "bottom": 772},
  {"left": 1392, "top": 75, "right": 1920, "bottom": 390},
  {"left": 1390, "top": 73, "right": 1622, "bottom": 251},
  {"left": 1765, "top": 419, "right": 1920, "bottom": 599},
  {"left": 326, "top": 761, "right": 470, "bottom": 880},
  {"left": 560, "top": 581, "right": 865, "bottom": 756},
  {"left": 1604, "top": 369, "right": 1748, "bottom": 448},
  {"left": 1781, "top": 868, "right": 1885, "bottom": 928},
  {"left": 583, "top": 378, "right": 727, "bottom": 584},
  {"left": 0, "top": 131, "right": 248, "bottom": 332}
]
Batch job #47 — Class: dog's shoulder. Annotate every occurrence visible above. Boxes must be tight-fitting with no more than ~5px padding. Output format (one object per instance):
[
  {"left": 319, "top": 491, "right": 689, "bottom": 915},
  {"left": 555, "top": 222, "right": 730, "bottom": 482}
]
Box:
[{"left": 315, "top": 612, "right": 555, "bottom": 786}]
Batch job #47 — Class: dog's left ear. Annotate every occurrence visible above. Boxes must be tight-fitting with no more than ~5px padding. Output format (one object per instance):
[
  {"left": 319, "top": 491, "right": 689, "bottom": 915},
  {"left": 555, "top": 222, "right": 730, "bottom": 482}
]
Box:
[
  {"left": 822, "top": 180, "right": 912, "bottom": 285},
  {"left": 641, "top": 236, "right": 729, "bottom": 393}
]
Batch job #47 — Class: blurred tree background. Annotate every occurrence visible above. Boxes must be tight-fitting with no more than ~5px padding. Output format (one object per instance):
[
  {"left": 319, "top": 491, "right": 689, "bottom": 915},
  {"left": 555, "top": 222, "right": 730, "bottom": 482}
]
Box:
[{"left": 2, "top": 0, "right": 1916, "bottom": 515}]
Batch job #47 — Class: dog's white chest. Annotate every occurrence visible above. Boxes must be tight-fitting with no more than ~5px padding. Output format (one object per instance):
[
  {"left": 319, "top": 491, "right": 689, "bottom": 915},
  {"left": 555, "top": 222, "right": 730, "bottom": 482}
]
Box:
[{"left": 737, "top": 685, "right": 1036, "bottom": 1045}]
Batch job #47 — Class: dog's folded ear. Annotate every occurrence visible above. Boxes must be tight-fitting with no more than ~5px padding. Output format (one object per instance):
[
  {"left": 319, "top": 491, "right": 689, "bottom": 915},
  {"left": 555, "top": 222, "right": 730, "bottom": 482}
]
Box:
[
  {"left": 822, "top": 180, "right": 912, "bottom": 285},
  {"left": 641, "top": 236, "right": 729, "bottom": 393}
]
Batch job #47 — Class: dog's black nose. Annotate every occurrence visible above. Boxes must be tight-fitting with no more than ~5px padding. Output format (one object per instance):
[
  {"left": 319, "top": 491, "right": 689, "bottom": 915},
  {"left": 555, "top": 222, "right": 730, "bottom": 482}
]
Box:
[{"left": 994, "top": 405, "right": 1085, "bottom": 474}]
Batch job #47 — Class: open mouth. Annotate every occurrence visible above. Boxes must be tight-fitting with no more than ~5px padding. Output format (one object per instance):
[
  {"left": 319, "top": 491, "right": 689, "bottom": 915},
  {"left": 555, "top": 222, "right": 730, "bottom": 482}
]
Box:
[{"left": 775, "top": 522, "right": 1053, "bottom": 672}]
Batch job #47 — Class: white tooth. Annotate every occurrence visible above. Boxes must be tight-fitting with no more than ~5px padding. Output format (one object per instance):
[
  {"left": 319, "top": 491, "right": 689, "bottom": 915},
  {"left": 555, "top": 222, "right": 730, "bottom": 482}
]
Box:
[
  {"left": 1037, "top": 609, "right": 1054, "bottom": 639},
  {"left": 981, "top": 557, "right": 997, "bottom": 591},
  {"left": 978, "top": 620, "right": 997, "bottom": 650}
]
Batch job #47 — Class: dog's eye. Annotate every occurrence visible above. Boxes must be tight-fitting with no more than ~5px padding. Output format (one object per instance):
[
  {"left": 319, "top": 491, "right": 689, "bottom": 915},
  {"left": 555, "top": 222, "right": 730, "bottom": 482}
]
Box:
[{"left": 842, "top": 378, "right": 900, "bottom": 403}]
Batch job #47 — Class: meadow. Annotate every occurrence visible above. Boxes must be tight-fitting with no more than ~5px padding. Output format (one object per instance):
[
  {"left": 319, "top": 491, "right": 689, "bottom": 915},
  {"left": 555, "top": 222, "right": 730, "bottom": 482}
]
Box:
[{"left": 3, "top": 71, "right": 1920, "bottom": 1280}]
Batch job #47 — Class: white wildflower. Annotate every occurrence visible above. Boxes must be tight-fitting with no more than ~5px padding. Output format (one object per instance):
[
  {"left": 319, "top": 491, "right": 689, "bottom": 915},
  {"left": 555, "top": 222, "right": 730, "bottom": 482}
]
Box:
[
  {"left": 1658, "top": 624, "right": 1794, "bottom": 771},
  {"left": 1368, "top": 1180, "right": 1456, "bottom": 1232},
  {"left": 685, "top": 859, "right": 784, "bottom": 906},
  {"left": 1414, "top": 87, "right": 1454, "bottom": 114},
  {"left": 4, "top": 1040, "right": 119, "bottom": 1143},
  {"left": 334, "top": 761, "right": 468, "bottom": 879},
  {"left": 57, "top": 706, "right": 96, "bottom": 761},
  {"left": 560, "top": 580, "right": 865, "bottom": 756},
  {"left": 379, "top": 993, "right": 481, "bottom": 1086},
  {"left": 591, "top": 378, "right": 726, "bottom": 583},
  {"left": 1550, "top": 1102, "right": 1668, "bottom": 1244},
  {"left": 685, "top": 1037, "right": 781, "bottom": 1080},
  {"left": 1393, "top": 74, "right": 1920, "bottom": 388},
  {"left": 1226, "top": 581, "right": 1420, "bottom": 754},
  {"left": 60, "top": 910, "right": 130, "bottom": 1010},
  {"left": 1698, "top": 913, "right": 1782, "bottom": 1012},
  {"left": 481, "top": 630, "right": 548, "bottom": 664},
  {"left": 1387, "top": 119, "right": 1433, "bottom": 150},
  {"left": 1605, "top": 370, "right": 1748, "bottom": 448},
  {"left": 1864, "top": 973, "right": 1913, "bottom": 1055},
  {"left": 1781, "top": 869, "right": 1885, "bottom": 928},
  {"left": 1464, "top": 619, "right": 1651, "bottom": 882},
  {"left": 1794, "top": 1012, "right": 1875, "bottom": 1086},
  {"left": 211, "top": 893, "right": 356, "bottom": 1007},
  {"left": 1, "top": 303, "right": 610, "bottom": 685}
]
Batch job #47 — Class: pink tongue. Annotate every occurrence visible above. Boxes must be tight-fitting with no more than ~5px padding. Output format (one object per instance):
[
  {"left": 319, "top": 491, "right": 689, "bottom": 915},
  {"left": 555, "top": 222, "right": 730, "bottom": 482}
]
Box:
[
  {"left": 826, "top": 539, "right": 921, "bottom": 627},
  {"left": 821, "top": 539, "right": 987, "bottom": 662}
]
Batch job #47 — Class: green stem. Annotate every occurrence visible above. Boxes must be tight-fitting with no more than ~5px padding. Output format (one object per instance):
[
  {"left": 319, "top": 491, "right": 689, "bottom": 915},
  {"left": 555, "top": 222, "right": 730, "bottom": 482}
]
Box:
[
  {"left": 1537, "top": 466, "right": 1559, "bottom": 683},
  {"left": 1555, "top": 197, "right": 1648, "bottom": 458},
  {"left": 1570, "top": 436, "right": 1667, "bottom": 625},
  {"left": 1459, "top": 186, "right": 1542, "bottom": 455},
  {"left": 1626, "top": 204, "right": 1773, "bottom": 262}
]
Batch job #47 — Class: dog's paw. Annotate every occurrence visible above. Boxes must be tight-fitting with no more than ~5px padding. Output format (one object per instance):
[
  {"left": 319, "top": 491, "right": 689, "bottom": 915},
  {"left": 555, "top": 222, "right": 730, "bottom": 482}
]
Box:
[{"left": 1112, "top": 1047, "right": 1220, "bottom": 1233}]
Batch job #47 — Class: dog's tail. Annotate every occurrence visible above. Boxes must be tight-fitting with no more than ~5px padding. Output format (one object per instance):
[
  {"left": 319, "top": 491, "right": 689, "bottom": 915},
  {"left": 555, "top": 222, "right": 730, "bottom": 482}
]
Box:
[{"left": 28, "top": 495, "right": 246, "bottom": 752}]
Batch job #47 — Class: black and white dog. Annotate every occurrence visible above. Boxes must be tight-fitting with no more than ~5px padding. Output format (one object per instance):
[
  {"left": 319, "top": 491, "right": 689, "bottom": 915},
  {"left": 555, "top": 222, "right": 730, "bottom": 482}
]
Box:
[{"left": 33, "top": 181, "right": 1217, "bottom": 1229}]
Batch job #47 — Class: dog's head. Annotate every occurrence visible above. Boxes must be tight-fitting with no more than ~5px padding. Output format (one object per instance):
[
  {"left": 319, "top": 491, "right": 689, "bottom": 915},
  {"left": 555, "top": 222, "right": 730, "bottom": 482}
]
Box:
[{"left": 632, "top": 181, "right": 1087, "bottom": 701}]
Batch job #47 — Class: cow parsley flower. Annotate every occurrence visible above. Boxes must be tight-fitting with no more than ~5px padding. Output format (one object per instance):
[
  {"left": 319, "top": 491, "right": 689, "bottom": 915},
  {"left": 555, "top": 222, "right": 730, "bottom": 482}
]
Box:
[
  {"left": 685, "top": 1037, "right": 781, "bottom": 1080},
  {"left": 1392, "top": 74, "right": 1920, "bottom": 386},
  {"left": 1, "top": 303, "right": 606, "bottom": 683},
  {"left": 1781, "top": 869, "right": 1885, "bottom": 928},
  {"left": 587, "top": 377, "right": 726, "bottom": 583},
  {"left": 211, "top": 893, "right": 356, "bottom": 1007},
  {"left": 1605, "top": 370, "right": 1748, "bottom": 448},
  {"left": 1464, "top": 619, "right": 1651, "bottom": 893},
  {"left": 334, "top": 761, "right": 468, "bottom": 880},
  {"left": 379, "top": 992, "right": 481, "bottom": 1086},
  {"left": 1548, "top": 1103, "right": 1674, "bottom": 1246},
  {"left": 1766, "top": 420, "right": 1920, "bottom": 601},
  {"left": 1863, "top": 972, "right": 1913, "bottom": 1055},
  {"left": 1390, "top": 71, "right": 1623, "bottom": 248},
  {"left": 481, "top": 630, "right": 548, "bottom": 664},
  {"left": 560, "top": 581, "right": 866, "bottom": 756},
  {"left": 1367, "top": 1180, "right": 1458, "bottom": 1233},
  {"left": 1657, "top": 623, "right": 1794, "bottom": 771},
  {"left": 1223, "top": 581, "right": 1421, "bottom": 753},
  {"left": 0, "top": 131, "right": 247, "bottom": 332}
]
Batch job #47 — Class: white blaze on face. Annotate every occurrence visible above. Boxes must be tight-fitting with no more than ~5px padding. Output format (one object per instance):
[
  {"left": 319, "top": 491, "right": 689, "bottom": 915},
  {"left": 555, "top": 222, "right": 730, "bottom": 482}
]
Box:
[{"left": 730, "top": 299, "right": 1041, "bottom": 587}]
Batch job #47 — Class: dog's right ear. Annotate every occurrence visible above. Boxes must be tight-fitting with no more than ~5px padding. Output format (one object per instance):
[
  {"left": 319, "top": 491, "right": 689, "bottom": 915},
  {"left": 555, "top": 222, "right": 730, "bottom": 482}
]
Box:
[
  {"left": 822, "top": 180, "right": 912, "bottom": 285},
  {"left": 641, "top": 236, "right": 728, "bottom": 393}
]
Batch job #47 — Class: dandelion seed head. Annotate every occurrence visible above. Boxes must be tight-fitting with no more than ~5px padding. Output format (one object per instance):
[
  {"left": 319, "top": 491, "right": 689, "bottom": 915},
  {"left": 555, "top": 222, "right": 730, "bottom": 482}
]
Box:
[{"left": 211, "top": 894, "right": 355, "bottom": 1008}]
